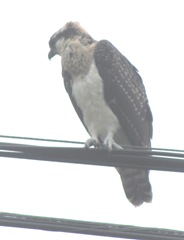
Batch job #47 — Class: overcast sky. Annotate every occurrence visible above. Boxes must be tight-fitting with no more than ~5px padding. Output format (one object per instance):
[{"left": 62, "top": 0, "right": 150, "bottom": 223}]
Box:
[{"left": 0, "top": 0, "right": 184, "bottom": 239}]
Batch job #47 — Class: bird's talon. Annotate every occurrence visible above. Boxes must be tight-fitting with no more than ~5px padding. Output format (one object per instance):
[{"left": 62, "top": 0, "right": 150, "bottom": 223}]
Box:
[
  {"left": 85, "top": 138, "right": 99, "bottom": 148},
  {"left": 94, "top": 143, "right": 105, "bottom": 149}
]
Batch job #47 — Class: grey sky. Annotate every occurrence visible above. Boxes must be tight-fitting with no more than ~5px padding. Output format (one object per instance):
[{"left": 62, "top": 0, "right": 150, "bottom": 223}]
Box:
[{"left": 0, "top": 0, "right": 184, "bottom": 239}]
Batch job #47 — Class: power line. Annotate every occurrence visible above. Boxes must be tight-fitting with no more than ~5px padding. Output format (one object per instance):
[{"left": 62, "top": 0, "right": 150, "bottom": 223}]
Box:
[
  {"left": 1, "top": 142, "right": 184, "bottom": 172},
  {"left": 0, "top": 212, "right": 183, "bottom": 240},
  {"left": 1, "top": 137, "right": 184, "bottom": 239},
  {"left": 1, "top": 134, "right": 184, "bottom": 153},
  {"left": 0, "top": 134, "right": 84, "bottom": 145}
]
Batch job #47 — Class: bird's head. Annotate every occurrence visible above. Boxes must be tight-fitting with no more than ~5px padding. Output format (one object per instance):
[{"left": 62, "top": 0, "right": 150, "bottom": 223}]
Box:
[{"left": 48, "top": 22, "right": 95, "bottom": 60}]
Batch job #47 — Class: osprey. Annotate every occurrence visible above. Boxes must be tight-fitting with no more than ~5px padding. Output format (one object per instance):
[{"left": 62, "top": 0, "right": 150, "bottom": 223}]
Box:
[{"left": 48, "top": 22, "right": 153, "bottom": 206}]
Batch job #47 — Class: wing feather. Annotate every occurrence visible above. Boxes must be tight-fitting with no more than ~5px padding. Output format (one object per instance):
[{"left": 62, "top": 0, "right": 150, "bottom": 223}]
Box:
[{"left": 94, "top": 40, "right": 153, "bottom": 146}]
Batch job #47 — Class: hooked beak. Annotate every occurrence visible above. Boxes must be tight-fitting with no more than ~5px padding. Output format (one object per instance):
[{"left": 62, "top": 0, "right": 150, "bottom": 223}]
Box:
[{"left": 48, "top": 49, "right": 56, "bottom": 60}]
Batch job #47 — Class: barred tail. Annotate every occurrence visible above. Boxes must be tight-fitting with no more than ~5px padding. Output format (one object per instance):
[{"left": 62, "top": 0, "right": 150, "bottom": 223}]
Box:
[{"left": 116, "top": 167, "right": 152, "bottom": 206}]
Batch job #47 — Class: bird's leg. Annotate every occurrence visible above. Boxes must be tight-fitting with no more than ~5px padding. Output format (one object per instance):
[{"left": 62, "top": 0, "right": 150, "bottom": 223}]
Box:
[
  {"left": 85, "top": 133, "right": 122, "bottom": 151},
  {"left": 85, "top": 137, "right": 101, "bottom": 148},
  {"left": 104, "top": 133, "right": 122, "bottom": 151}
]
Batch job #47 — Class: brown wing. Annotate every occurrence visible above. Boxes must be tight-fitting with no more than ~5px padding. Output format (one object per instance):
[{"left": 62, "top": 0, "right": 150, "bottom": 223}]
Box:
[{"left": 94, "top": 40, "right": 153, "bottom": 146}]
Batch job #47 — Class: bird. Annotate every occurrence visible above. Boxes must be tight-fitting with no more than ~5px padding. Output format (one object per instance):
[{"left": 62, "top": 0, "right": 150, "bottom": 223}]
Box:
[{"left": 48, "top": 22, "right": 153, "bottom": 206}]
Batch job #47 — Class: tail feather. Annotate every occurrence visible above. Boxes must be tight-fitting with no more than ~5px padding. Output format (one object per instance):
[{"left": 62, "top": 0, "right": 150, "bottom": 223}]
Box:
[{"left": 116, "top": 167, "right": 152, "bottom": 206}]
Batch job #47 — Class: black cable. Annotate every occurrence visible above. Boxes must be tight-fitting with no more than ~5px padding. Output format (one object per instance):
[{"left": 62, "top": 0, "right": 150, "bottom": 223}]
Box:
[
  {"left": 0, "top": 135, "right": 84, "bottom": 145},
  {"left": 0, "top": 212, "right": 183, "bottom": 240},
  {"left": 0, "top": 138, "right": 184, "bottom": 239},
  {"left": 1, "top": 143, "right": 184, "bottom": 172},
  {"left": 0, "top": 134, "right": 184, "bottom": 153}
]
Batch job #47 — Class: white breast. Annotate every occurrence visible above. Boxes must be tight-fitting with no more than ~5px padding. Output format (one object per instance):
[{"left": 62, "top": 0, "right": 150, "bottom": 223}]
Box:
[{"left": 72, "top": 61, "right": 120, "bottom": 140}]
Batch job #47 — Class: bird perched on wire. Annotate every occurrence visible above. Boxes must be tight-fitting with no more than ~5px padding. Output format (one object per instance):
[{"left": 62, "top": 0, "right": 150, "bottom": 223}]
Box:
[{"left": 48, "top": 22, "right": 153, "bottom": 206}]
